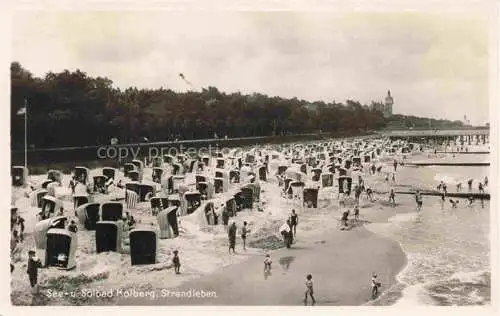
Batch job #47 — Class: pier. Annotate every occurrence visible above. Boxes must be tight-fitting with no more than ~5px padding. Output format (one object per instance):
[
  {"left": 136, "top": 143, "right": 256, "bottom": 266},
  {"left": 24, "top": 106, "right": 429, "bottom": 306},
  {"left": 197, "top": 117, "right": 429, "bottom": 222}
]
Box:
[
  {"left": 394, "top": 191, "right": 490, "bottom": 200},
  {"left": 405, "top": 162, "right": 490, "bottom": 167},
  {"left": 436, "top": 151, "right": 490, "bottom": 154},
  {"left": 380, "top": 128, "right": 490, "bottom": 144}
]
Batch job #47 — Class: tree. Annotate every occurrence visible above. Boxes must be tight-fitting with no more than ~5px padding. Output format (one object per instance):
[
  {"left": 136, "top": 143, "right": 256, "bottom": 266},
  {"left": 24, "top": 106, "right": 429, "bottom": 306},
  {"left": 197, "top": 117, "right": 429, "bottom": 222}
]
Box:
[{"left": 9, "top": 62, "right": 459, "bottom": 149}]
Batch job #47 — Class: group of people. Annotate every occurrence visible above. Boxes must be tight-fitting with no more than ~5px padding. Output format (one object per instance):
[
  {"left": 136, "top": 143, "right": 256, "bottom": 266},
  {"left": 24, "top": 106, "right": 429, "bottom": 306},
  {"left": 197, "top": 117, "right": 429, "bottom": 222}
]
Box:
[
  {"left": 227, "top": 221, "right": 251, "bottom": 253},
  {"left": 454, "top": 176, "right": 488, "bottom": 193},
  {"left": 440, "top": 176, "right": 488, "bottom": 209},
  {"left": 279, "top": 210, "right": 299, "bottom": 248},
  {"left": 340, "top": 204, "right": 360, "bottom": 229}
]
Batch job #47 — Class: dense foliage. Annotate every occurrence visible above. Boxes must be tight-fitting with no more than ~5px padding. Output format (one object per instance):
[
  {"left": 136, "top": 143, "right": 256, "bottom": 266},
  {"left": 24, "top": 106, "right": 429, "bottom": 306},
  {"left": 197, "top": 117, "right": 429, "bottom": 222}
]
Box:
[{"left": 10, "top": 62, "right": 463, "bottom": 149}]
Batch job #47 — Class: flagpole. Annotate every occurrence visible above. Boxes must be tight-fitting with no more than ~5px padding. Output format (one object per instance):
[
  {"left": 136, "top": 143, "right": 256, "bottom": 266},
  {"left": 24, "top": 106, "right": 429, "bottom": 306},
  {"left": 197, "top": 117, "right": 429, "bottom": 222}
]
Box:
[{"left": 24, "top": 98, "right": 27, "bottom": 169}]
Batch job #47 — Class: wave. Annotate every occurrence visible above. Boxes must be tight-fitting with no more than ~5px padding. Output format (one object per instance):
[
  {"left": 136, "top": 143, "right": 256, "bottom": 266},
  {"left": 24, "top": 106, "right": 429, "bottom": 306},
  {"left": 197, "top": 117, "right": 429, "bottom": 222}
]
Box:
[
  {"left": 396, "top": 270, "right": 491, "bottom": 306},
  {"left": 365, "top": 210, "right": 490, "bottom": 306}
]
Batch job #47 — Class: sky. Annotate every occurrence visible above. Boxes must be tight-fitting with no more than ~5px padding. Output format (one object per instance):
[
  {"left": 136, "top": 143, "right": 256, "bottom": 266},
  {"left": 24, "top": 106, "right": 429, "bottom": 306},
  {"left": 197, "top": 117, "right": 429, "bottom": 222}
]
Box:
[{"left": 11, "top": 5, "right": 494, "bottom": 125}]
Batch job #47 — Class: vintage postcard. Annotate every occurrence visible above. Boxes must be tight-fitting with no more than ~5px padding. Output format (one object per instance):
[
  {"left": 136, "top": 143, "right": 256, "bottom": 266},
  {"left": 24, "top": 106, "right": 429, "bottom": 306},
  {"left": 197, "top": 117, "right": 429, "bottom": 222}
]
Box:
[{"left": 3, "top": 0, "right": 499, "bottom": 314}]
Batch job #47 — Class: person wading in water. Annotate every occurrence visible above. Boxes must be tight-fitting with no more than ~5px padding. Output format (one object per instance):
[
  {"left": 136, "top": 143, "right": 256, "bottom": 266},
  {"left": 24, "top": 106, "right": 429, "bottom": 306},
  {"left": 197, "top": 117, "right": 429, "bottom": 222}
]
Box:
[
  {"left": 371, "top": 273, "right": 381, "bottom": 299},
  {"left": 389, "top": 189, "right": 396, "bottom": 208},
  {"left": 415, "top": 190, "right": 423, "bottom": 211},
  {"left": 440, "top": 192, "right": 446, "bottom": 210}
]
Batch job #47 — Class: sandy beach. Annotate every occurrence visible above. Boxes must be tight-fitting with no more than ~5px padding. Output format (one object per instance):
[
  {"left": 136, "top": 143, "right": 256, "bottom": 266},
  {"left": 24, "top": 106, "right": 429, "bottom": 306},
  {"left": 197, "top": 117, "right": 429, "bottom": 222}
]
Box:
[
  {"left": 11, "top": 173, "right": 414, "bottom": 306},
  {"left": 10, "top": 144, "right": 490, "bottom": 306}
]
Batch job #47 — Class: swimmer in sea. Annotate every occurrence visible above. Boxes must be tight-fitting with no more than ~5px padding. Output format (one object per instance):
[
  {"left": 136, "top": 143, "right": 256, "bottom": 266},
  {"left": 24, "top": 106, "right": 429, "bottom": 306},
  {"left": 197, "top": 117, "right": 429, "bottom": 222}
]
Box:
[
  {"left": 449, "top": 199, "right": 459, "bottom": 208},
  {"left": 468, "top": 195, "right": 474, "bottom": 207}
]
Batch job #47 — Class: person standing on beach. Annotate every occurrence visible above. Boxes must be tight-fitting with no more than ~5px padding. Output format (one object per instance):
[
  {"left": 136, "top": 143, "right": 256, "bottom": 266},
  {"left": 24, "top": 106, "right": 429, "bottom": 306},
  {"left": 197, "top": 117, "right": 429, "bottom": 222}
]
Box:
[
  {"left": 467, "top": 179, "right": 473, "bottom": 191},
  {"left": 279, "top": 221, "right": 292, "bottom": 248},
  {"left": 440, "top": 192, "right": 446, "bottom": 210},
  {"left": 393, "top": 159, "right": 398, "bottom": 172},
  {"left": 27, "top": 250, "right": 42, "bottom": 294},
  {"left": 264, "top": 254, "right": 272, "bottom": 272},
  {"left": 354, "top": 204, "right": 360, "bottom": 222},
  {"left": 172, "top": 250, "right": 181, "bottom": 274},
  {"left": 341, "top": 209, "right": 350, "bottom": 228},
  {"left": 241, "top": 221, "right": 249, "bottom": 251},
  {"left": 14, "top": 216, "right": 25, "bottom": 243},
  {"left": 290, "top": 209, "right": 298, "bottom": 237},
  {"left": 304, "top": 274, "right": 316, "bottom": 305},
  {"left": 484, "top": 176, "right": 488, "bottom": 187},
  {"left": 371, "top": 273, "right": 381, "bottom": 299},
  {"left": 228, "top": 222, "right": 237, "bottom": 253},
  {"left": 287, "top": 219, "right": 294, "bottom": 245},
  {"left": 389, "top": 189, "right": 396, "bottom": 208}
]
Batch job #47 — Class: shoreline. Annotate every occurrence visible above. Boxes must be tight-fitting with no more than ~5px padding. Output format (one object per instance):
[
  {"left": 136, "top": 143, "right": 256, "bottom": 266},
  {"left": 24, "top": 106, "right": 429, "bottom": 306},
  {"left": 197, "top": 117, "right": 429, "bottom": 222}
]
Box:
[
  {"left": 116, "top": 192, "right": 419, "bottom": 306},
  {"left": 112, "top": 226, "right": 407, "bottom": 306},
  {"left": 11, "top": 181, "right": 411, "bottom": 306}
]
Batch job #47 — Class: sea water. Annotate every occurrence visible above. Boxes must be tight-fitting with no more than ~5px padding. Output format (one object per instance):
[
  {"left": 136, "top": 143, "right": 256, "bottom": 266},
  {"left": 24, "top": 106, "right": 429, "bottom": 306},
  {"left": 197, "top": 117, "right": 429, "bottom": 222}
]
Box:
[{"left": 367, "top": 157, "right": 490, "bottom": 306}]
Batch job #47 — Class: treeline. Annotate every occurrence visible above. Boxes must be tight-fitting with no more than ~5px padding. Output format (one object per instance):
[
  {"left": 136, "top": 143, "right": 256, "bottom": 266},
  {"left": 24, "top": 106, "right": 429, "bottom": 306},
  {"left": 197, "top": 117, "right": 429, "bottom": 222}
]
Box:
[{"left": 10, "top": 61, "right": 461, "bottom": 149}]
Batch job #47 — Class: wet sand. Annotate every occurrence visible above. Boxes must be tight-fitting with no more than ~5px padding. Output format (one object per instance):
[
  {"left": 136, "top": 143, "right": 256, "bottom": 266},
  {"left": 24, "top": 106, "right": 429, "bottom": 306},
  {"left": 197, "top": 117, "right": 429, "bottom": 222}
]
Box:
[{"left": 115, "top": 226, "right": 406, "bottom": 306}]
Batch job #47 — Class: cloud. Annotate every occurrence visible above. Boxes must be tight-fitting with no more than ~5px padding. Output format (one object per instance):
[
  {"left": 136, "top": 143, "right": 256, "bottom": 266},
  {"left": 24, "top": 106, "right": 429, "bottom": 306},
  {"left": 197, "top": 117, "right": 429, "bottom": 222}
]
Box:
[{"left": 11, "top": 9, "right": 491, "bottom": 124}]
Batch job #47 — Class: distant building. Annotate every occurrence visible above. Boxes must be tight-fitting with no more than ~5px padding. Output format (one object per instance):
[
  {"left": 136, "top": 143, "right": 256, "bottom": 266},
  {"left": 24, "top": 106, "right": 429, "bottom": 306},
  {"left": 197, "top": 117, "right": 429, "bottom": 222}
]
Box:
[
  {"left": 462, "top": 115, "right": 472, "bottom": 126},
  {"left": 371, "top": 102, "right": 385, "bottom": 113},
  {"left": 384, "top": 90, "right": 394, "bottom": 118},
  {"left": 370, "top": 90, "right": 394, "bottom": 118}
]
